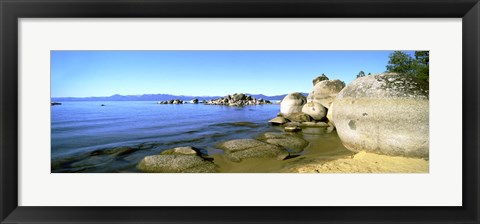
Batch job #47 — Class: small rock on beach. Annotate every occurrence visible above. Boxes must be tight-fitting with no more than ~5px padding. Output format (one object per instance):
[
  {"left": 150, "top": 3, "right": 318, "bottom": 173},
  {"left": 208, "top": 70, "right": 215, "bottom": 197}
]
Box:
[
  {"left": 217, "top": 139, "right": 289, "bottom": 162},
  {"left": 137, "top": 154, "right": 217, "bottom": 173}
]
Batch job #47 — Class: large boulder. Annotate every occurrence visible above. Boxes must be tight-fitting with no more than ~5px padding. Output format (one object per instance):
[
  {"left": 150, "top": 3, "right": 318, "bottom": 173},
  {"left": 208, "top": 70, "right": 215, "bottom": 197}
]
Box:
[
  {"left": 217, "top": 139, "right": 289, "bottom": 162},
  {"left": 326, "top": 103, "right": 334, "bottom": 122},
  {"left": 257, "top": 132, "right": 309, "bottom": 153},
  {"left": 137, "top": 154, "right": 217, "bottom": 173},
  {"left": 280, "top": 92, "right": 307, "bottom": 115},
  {"left": 301, "top": 101, "right": 327, "bottom": 120},
  {"left": 312, "top": 74, "right": 329, "bottom": 86},
  {"left": 307, "top": 79, "right": 345, "bottom": 109},
  {"left": 331, "top": 73, "right": 429, "bottom": 158}
]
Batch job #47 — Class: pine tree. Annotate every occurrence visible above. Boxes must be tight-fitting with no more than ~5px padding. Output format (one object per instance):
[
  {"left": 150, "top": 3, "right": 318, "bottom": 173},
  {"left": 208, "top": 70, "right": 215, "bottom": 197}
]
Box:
[
  {"left": 386, "top": 51, "right": 429, "bottom": 82},
  {"left": 356, "top": 70, "right": 366, "bottom": 78}
]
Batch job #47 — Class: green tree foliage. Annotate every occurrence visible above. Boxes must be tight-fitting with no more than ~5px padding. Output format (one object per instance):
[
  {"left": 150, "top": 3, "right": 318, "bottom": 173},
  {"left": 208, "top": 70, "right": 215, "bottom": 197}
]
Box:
[
  {"left": 414, "top": 51, "right": 429, "bottom": 81},
  {"left": 386, "top": 51, "right": 415, "bottom": 76},
  {"left": 386, "top": 51, "right": 429, "bottom": 81},
  {"left": 356, "top": 70, "right": 365, "bottom": 78}
]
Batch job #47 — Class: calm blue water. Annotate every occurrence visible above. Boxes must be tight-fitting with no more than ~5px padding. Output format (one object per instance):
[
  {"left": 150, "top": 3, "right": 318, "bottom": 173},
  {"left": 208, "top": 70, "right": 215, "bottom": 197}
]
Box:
[{"left": 51, "top": 101, "right": 280, "bottom": 172}]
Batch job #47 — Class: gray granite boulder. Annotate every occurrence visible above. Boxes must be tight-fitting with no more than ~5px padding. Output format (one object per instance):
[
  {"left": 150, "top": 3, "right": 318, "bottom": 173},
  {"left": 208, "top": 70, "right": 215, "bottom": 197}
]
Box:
[
  {"left": 332, "top": 72, "right": 429, "bottom": 158},
  {"left": 307, "top": 79, "right": 345, "bottom": 109},
  {"left": 137, "top": 154, "right": 217, "bottom": 173},
  {"left": 160, "top": 146, "right": 199, "bottom": 156},
  {"left": 301, "top": 101, "right": 327, "bottom": 120},
  {"left": 217, "top": 139, "right": 289, "bottom": 162},
  {"left": 257, "top": 132, "right": 309, "bottom": 153},
  {"left": 280, "top": 92, "right": 306, "bottom": 115}
]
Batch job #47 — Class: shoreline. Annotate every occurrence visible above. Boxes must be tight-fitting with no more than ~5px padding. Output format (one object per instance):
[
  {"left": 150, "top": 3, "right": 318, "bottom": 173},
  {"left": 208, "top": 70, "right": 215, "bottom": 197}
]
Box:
[{"left": 207, "top": 127, "right": 429, "bottom": 173}]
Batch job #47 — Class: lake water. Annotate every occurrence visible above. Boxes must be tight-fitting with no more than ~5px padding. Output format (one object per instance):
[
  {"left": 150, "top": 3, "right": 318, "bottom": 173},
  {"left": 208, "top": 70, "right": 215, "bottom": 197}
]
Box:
[{"left": 51, "top": 101, "right": 284, "bottom": 172}]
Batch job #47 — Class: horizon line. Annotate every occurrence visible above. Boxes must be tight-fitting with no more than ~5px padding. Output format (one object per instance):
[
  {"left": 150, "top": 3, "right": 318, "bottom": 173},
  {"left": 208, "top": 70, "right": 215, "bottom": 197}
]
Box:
[{"left": 50, "top": 92, "right": 308, "bottom": 98}]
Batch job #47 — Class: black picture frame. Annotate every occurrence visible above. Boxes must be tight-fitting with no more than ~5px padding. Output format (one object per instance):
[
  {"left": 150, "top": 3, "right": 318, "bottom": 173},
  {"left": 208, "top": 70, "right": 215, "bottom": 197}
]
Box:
[{"left": 1, "top": 0, "right": 479, "bottom": 223}]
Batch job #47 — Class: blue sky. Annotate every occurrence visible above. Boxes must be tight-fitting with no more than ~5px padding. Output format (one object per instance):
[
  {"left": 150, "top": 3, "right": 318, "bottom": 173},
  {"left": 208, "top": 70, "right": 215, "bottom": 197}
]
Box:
[{"left": 51, "top": 50, "right": 414, "bottom": 97}]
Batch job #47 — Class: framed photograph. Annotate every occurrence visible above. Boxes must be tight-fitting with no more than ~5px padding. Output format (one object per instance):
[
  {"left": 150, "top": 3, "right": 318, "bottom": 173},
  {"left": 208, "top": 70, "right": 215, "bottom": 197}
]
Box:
[{"left": 1, "top": 0, "right": 479, "bottom": 223}]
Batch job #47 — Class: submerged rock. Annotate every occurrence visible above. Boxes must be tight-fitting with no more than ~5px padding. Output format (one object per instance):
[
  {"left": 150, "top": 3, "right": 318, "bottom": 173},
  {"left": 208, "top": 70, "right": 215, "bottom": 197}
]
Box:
[
  {"left": 332, "top": 72, "right": 429, "bottom": 158},
  {"left": 307, "top": 79, "right": 345, "bottom": 109},
  {"left": 280, "top": 92, "right": 306, "bottom": 115},
  {"left": 90, "top": 146, "right": 136, "bottom": 157},
  {"left": 257, "top": 132, "right": 309, "bottom": 153},
  {"left": 138, "top": 154, "right": 217, "bottom": 173},
  {"left": 217, "top": 139, "right": 289, "bottom": 162}
]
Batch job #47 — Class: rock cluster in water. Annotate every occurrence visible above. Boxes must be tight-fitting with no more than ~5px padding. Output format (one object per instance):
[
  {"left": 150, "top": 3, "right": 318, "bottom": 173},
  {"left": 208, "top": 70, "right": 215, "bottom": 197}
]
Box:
[
  {"left": 157, "top": 99, "right": 189, "bottom": 104},
  {"left": 157, "top": 93, "right": 271, "bottom": 106},
  {"left": 205, "top": 93, "right": 271, "bottom": 106}
]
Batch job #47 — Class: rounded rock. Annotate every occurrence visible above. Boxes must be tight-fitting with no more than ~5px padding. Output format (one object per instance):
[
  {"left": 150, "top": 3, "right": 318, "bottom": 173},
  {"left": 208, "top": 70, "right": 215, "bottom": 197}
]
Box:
[
  {"left": 332, "top": 73, "right": 429, "bottom": 158},
  {"left": 160, "top": 146, "right": 199, "bottom": 156},
  {"left": 301, "top": 101, "right": 327, "bottom": 121},
  {"left": 257, "top": 132, "right": 309, "bottom": 153},
  {"left": 280, "top": 92, "right": 306, "bottom": 115},
  {"left": 137, "top": 155, "right": 217, "bottom": 173},
  {"left": 307, "top": 79, "right": 345, "bottom": 109},
  {"left": 217, "top": 139, "right": 289, "bottom": 162}
]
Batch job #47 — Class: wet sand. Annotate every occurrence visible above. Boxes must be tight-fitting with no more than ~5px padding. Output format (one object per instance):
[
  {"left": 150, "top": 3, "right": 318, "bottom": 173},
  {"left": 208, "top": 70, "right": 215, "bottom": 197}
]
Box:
[{"left": 210, "top": 127, "right": 429, "bottom": 173}]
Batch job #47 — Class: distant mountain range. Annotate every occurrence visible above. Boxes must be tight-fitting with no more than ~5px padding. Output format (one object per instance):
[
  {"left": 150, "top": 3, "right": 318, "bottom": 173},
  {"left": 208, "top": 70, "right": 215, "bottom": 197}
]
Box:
[{"left": 51, "top": 93, "right": 309, "bottom": 102}]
